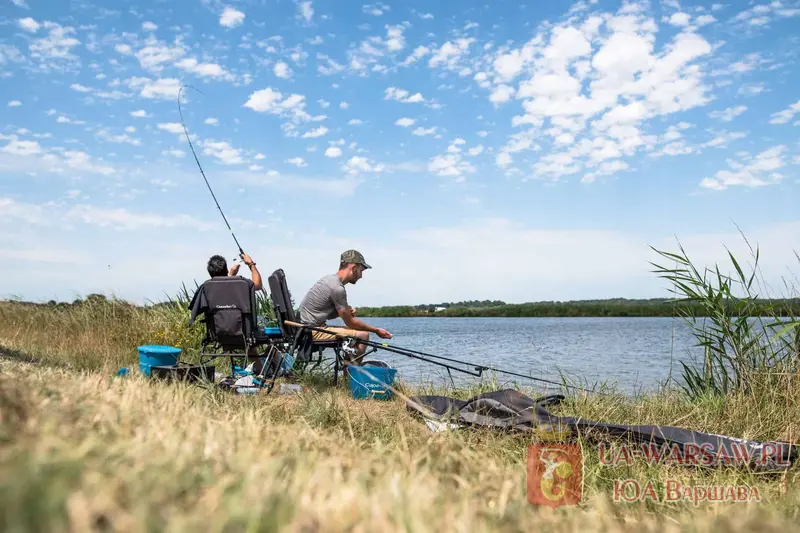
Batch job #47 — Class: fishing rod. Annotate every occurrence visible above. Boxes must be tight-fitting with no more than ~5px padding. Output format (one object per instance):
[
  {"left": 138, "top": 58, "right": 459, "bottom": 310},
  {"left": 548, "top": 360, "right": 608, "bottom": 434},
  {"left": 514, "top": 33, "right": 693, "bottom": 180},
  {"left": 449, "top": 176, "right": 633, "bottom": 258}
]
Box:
[
  {"left": 177, "top": 85, "right": 294, "bottom": 395},
  {"left": 284, "top": 320, "right": 604, "bottom": 395},
  {"left": 178, "top": 85, "right": 246, "bottom": 257},
  {"left": 177, "top": 85, "right": 268, "bottom": 280}
]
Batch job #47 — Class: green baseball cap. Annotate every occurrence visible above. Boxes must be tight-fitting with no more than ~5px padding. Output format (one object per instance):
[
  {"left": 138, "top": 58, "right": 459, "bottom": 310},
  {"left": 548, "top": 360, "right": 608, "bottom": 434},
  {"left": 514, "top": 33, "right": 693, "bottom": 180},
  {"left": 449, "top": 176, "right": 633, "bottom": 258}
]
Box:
[{"left": 341, "top": 249, "right": 371, "bottom": 269}]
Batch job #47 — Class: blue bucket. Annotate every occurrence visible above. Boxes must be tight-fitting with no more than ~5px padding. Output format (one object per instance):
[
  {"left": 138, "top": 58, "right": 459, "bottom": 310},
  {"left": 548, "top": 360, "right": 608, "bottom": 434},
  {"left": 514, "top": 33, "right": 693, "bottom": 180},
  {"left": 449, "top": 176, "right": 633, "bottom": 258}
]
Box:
[
  {"left": 138, "top": 345, "right": 181, "bottom": 377},
  {"left": 349, "top": 365, "right": 397, "bottom": 401}
]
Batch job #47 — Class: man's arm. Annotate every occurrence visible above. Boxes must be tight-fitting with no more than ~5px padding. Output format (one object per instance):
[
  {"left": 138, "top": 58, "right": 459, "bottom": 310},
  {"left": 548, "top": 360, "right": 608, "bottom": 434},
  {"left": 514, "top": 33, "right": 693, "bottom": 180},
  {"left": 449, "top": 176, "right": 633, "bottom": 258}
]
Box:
[
  {"left": 336, "top": 306, "right": 392, "bottom": 339},
  {"left": 337, "top": 306, "right": 379, "bottom": 333},
  {"left": 240, "top": 253, "right": 262, "bottom": 290},
  {"left": 330, "top": 285, "right": 391, "bottom": 338}
]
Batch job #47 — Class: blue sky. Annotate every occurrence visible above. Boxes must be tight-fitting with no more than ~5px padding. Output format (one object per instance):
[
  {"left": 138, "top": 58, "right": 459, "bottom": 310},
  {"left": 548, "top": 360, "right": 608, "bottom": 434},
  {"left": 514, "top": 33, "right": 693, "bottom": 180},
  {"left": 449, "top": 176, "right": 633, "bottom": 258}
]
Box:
[{"left": 1, "top": 0, "right": 798, "bottom": 306}]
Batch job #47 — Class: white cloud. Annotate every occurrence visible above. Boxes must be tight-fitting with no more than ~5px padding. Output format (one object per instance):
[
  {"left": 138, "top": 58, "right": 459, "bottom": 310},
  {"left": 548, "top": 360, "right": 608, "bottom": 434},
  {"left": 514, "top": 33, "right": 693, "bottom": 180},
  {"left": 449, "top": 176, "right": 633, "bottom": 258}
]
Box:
[
  {"left": 412, "top": 126, "right": 436, "bottom": 136},
  {"left": 733, "top": 2, "right": 800, "bottom": 29},
  {"left": 495, "top": 152, "right": 512, "bottom": 169},
  {"left": 175, "top": 58, "right": 233, "bottom": 79},
  {"left": 220, "top": 6, "right": 246, "bottom": 28},
  {"left": 157, "top": 122, "right": 185, "bottom": 135},
  {"left": 2, "top": 138, "right": 42, "bottom": 156},
  {"left": 738, "top": 84, "right": 765, "bottom": 97},
  {"left": 385, "top": 24, "right": 406, "bottom": 52},
  {"left": 126, "top": 77, "right": 182, "bottom": 100},
  {"left": 204, "top": 118, "right": 219, "bottom": 125},
  {"left": 384, "top": 87, "right": 428, "bottom": 104},
  {"left": 324, "top": 146, "right": 342, "bottom": 158},
  {"left": 395, "top": 117, "right": 415, "bottom": 127},
  {"left": 343, "top": 156, "right": 384, "bottom": 175},
  {"left": 70, "top": 83, "right": 92, "bottom": 93},
  {"left": 769, "top": 99, "right": 800, "bottom": 125},
  {"left": 363, "top": 3, "right": 391, "bottom": 16},
  {"left": 489, "top": 84, "right": 515, "bottom": 104},
  {"left": 286, "top": 157, "right": 307, "bottom": 167},
  {"left": 243, "top": 87, "right": 313, "bottom": 123},
  {"left": 142, "top": 21, "right": 158, "bottom": 32},
  {"left": 17, "top": 17, "right": 40, "bottom": 32},
  {"left": 667, "top": 12, "right": 691, "bottom": 27},
  {"left": 301, "top": 126, "right": 328, "bottom": 138},
  {"left": 298, "top": 1, "right": 314, "bottom": 23},
  {"left": 130, "top": 109, "right": 150, "bottom": 118},
  {"left": 700, "top": 145, "right": 788, "bottom": 190},
  {"left": 133, "top": 38, "right": 186, "bottom": 72},
  {"left": 202, "top": 140, "right": 244, "bottom": 165},
  {"left": 27, "top": 21, "right": 82, "bottom": 71},
  {"left": 68, "top": 205, "right": 214, "bottom": 231},
  {"left": 428, "top": 38, "right": 474, "bottom": 70},
  {"left": 473, "top": 4, "right": 719, "bottom": 181},
  {"left": 709, "top": 105, "right": 747, "bottom": 122},
  {"left": 702, "top": 131, "right": 747, "bottom": 149},
  {"left": 428, "top": 153, "right": 475, "bottom": 180},
  {"left": 274, "top": 61, "right": 292, "bottom": 79},
  {"left": 8, "top": 100, "right": 22, "bottom": 107}
]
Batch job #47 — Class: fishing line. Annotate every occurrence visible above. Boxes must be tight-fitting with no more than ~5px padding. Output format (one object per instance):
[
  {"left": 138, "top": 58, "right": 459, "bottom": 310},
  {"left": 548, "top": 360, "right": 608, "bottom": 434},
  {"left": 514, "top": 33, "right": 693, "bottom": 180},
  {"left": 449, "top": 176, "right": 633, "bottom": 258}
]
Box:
[
  {"left": 177, "top": 84, "right": 245, "bottom": 257},
  {"left": 286, "top": 321, "right": 606, "bottom": 395},
  {"left": 177, "top": 84, "right": 292, "bottom": 395}
]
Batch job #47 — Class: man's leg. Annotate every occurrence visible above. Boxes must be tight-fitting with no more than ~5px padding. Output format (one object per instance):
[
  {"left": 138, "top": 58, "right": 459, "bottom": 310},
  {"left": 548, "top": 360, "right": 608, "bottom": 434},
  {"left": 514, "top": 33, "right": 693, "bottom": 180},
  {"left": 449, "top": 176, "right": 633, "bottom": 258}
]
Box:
[{"left": 311, "top": 327, "right": 370, "bottom": 379}]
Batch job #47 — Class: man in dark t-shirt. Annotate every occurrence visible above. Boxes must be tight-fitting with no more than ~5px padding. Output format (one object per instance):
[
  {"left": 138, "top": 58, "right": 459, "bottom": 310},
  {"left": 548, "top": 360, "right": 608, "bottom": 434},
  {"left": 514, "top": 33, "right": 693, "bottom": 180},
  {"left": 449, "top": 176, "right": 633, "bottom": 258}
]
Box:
[
  {"left": 298, "top": 249, "right": 392, "bottom": 365},
  {"left": 203, "top": 252, "right": 271, "bottom": 372}
]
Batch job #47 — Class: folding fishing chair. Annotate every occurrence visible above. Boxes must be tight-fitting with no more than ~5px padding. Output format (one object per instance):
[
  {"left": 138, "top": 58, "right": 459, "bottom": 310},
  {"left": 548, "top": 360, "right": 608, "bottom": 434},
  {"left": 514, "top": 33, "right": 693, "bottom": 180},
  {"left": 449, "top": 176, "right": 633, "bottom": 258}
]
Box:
[
  {"left": 267, "top": 268, "right": 354, "bottom": 385},
  {"left": 189, "top": 276, "right": 285, "bottom": 378}
]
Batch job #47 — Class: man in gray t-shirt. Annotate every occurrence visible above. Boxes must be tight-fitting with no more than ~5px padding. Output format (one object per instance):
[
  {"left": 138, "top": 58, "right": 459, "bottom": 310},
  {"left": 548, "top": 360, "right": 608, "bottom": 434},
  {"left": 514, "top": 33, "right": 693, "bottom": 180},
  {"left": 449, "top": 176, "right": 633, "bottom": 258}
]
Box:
[{"left": 298, "top": 249, "right": 392, "bottom": 365}]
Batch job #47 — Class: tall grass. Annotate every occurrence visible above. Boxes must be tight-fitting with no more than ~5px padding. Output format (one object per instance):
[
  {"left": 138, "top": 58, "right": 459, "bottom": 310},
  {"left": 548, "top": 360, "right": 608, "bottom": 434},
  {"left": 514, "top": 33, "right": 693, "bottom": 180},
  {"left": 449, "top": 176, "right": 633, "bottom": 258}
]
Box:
[
  {"left": 2, "top": 239, "right": 800, "bottom": 530},
  {"left": 651, "top": 238, "right": 800, "bottom": 401},
  {"left": 3, "top": 356, "right": 800, "bottom": 532}
]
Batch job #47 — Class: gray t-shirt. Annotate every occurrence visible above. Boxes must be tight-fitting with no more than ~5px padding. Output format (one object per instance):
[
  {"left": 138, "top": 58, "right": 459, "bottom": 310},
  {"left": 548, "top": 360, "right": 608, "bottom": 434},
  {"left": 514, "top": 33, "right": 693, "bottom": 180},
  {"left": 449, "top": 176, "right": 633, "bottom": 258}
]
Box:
[{"left": 298, "top": 274, "right": 349, "bottom": 326}]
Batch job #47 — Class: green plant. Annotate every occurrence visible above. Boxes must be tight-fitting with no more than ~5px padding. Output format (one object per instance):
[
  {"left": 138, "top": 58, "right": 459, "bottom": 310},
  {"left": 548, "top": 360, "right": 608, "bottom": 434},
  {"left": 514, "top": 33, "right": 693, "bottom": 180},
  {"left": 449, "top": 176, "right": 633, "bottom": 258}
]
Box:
[{"left": 651, "top": 238, "right": 799, "bottom": 401}]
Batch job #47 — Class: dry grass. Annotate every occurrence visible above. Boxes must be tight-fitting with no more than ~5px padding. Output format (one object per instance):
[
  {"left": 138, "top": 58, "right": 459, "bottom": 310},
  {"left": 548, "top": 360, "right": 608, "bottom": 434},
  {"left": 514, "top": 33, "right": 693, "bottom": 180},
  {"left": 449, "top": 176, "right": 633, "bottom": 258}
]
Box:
[{"left": 2, "top": 299, "right": 800, "bottom": 531}]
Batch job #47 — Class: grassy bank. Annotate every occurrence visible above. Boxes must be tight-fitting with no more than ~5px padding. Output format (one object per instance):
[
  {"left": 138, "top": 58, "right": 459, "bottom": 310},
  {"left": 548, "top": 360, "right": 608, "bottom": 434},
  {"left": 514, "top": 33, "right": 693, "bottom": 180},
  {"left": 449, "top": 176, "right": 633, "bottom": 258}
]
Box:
[
  {"left": 2, "top": 241, "right": 800, "bottom": 531},
  {"left": 2, "top": 299, "right": 800, "bottom": 531}
]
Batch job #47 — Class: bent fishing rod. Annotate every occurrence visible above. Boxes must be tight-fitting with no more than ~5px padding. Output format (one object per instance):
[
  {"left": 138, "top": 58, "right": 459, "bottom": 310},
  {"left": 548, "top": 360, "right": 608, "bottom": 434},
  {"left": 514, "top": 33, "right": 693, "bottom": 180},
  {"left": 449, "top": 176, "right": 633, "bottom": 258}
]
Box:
[
  {"left": 284, "top": 320, "right": 604, "bottom": 395},
  {"left": 177, "top": 85, "right": 268, "bottom": 296}
]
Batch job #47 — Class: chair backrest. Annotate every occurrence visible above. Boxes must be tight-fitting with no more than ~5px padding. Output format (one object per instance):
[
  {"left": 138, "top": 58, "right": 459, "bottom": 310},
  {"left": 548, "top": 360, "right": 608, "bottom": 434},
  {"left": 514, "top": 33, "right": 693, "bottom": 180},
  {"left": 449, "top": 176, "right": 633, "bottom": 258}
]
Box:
[
  {"left": 199, "top": 276, "right": 257, "bottom": 347},
  {"left": 267, "top": 268, "right": 297, "bottom": 336},
  {"left": 267, "top": 268, "right": 345, "bottom": 364}
]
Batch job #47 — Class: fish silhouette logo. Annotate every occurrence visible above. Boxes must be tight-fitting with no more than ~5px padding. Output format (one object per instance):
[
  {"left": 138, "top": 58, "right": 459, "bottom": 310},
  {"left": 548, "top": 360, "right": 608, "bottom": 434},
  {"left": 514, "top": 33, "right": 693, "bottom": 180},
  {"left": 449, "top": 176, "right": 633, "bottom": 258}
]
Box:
[{"left": 527, "top": 444, "right": 582, "bottom": 508}]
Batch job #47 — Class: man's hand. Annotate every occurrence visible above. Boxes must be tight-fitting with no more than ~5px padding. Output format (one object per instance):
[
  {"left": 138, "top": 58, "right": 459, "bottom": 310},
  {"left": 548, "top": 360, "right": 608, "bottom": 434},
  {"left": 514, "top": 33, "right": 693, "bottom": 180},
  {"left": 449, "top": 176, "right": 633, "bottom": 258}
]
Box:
[
  {"left": 229, "top": 263, "right": 241, "bottom": 276},
  {"left": 350, "top": 306, "right": 357, "bottom": 316},
  {"left": 375, "top": 328, "right": 392, "bottom": 339},
  {"left": 240, "top": 252, "right": 255, "bottom": 267}
]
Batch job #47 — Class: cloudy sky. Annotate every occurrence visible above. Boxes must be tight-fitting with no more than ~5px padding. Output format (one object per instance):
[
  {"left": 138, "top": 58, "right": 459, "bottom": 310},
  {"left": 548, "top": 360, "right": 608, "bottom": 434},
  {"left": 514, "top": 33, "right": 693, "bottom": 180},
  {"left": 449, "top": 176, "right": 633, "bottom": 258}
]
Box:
[{"left": 1, "top": 0, "right": 799, "bottom": 306}]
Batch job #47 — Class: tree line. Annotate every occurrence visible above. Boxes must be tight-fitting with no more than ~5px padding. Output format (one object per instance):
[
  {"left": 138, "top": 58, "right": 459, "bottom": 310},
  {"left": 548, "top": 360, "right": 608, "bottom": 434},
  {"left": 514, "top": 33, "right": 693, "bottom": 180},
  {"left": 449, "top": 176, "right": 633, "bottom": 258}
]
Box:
[
  {"left": 355, "top": 298, "right": 800, "bottom": 318},
  {"left": 5, "top": 294, "right": 800, "bottom": 319}
]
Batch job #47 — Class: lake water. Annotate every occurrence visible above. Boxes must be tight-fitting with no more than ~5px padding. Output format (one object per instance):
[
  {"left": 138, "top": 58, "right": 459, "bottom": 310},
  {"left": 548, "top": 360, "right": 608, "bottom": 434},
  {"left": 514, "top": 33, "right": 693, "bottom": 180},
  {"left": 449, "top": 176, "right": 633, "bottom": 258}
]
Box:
[{"left": 322, "top": 316, "right": 716, "bottom": 395}]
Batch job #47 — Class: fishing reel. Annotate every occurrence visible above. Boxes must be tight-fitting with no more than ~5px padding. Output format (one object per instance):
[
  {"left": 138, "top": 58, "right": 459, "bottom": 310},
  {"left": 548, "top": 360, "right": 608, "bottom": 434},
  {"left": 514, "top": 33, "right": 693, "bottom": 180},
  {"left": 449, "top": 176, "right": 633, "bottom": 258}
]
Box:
[{"left": 342, "top": 338, "right": 359, "bottom": 360}]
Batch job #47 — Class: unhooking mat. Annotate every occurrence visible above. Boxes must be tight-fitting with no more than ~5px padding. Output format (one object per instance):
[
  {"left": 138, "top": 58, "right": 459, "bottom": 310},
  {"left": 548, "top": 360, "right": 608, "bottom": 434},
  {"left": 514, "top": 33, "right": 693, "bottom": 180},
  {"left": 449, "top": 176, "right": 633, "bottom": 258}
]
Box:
[{"left": 406, "top": 389, "right": 799, "bottom": 472}]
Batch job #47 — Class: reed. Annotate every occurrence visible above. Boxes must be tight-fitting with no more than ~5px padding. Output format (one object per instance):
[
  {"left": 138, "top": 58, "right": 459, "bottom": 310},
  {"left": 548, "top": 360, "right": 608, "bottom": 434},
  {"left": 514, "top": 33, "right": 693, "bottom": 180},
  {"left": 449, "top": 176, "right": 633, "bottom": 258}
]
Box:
[{"left": 650, "top": 236, "right": 800, "bottom": 401}]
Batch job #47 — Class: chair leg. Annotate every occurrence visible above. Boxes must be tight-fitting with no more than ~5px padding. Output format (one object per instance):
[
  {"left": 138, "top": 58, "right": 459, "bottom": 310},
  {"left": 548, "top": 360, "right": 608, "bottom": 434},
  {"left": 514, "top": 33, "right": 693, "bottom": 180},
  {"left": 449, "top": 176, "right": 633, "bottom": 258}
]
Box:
[{"left": 333, "top": 350, "right": 339, "bottom": 386}]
